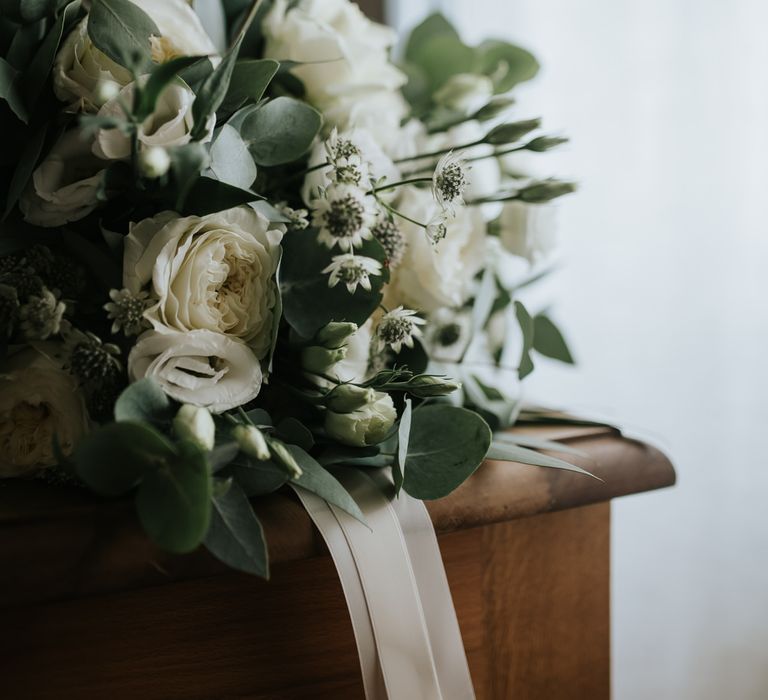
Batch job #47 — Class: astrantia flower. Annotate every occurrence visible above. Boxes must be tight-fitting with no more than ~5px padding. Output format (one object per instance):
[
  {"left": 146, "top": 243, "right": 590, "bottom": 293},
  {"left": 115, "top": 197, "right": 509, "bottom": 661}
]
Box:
[
  {"left": 322, "top": 254, "right": 382, "bottom": 293},
  {"left": 432, "top": 151, "right": 470, "bottom": 214},
  {"left": 276, "top": 203, "right": 310, "bottom": 230},
  {"left": 425, "top": 214, "right": 448, "bottom": 245},
  {"left": 375, "top": 306, "right": 426, "bottom": 353},
  {"left": 104, "top": 288, "right": 151, "bottom": 336},
  {"left": 372, "top": 215, "right": 406, "bottom": 266},
  {"left": 63, "top": 329, "right": 121, "bottom": 382},
  {"left": 19, "top": 289, "right": 65, "bottom": 340},
  {"left": 312, "top": 184, "right": 377, "bottom": 250},
  {"left": 324, "top": 128, "right": 366, "bottom": 185}
]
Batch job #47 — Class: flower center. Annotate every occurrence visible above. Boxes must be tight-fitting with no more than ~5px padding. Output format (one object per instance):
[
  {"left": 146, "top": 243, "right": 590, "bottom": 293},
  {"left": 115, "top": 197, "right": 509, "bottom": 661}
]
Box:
[
  {"left": 323, "top": 196, "right": 365, "bottom": 239},
  {"left": 436, "top": 162, "right": 468, "bottom": 202}
]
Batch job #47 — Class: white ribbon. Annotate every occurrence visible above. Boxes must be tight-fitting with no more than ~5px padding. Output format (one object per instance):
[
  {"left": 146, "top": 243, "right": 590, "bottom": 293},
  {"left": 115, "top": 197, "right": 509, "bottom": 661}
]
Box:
[{"left": 292, "top": 470, "right": 475, "bottom": 700}]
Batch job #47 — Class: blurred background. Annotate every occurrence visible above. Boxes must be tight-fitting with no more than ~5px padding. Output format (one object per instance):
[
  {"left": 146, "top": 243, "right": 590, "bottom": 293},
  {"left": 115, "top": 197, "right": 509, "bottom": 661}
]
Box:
[{"left": 385, "top": 1, "right": 768, "bottom": 698}]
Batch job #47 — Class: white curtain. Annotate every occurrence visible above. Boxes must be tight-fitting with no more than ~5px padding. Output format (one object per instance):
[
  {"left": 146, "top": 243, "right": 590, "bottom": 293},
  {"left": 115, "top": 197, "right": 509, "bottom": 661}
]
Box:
[{"left": 388, "top": 1, "right": 768, "bottom": 698}]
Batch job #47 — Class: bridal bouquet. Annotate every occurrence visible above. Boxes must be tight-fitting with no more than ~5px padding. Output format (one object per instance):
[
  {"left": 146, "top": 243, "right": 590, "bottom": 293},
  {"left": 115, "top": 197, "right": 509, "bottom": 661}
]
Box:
[{"left": 0, "top": 0, "right": 579, "bottom": 576}]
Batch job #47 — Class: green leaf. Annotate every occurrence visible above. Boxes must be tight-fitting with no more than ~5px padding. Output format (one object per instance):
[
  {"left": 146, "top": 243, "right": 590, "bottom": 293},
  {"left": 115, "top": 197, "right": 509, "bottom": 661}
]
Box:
[
  {"left": 207, "top": 124, "right": 257, "bottom": 189},
  {"left": 87, "top": 0, "right": 160, "bottom": 69},
  {"left": 169, "top": 141, "right": 210, "bottom": 208},
  {"left": 180, "top": 176, "right": 260, "bottom": 216},
  {"left": 136, "top": 441, "right": 213, "bottom": 553},
  {"left": 135, "top": 55, "right": 204, "bottom": 120},
  {"left": 275, "top": 417, "right": 314, "bottom": 452},
  {"left": 287, "top": 445, "right": 366, "bottom": 524},
  {"left": 409, "top": 34, "right": 477, "bottom": 91},
  {"left": 191, "top": 35, "right": 242, "bottom": 141},
  {"left": 404, "top": 13, "right": 460, "bottom": 63},
  {"left": 241, "top": 96, "right": 322, "bottom": 166},
  {"left": 393, "top": 398, "right": 412, "bottom": 494},
  {"left": 280, "top": 229, "right": 389, "bottom": 337},
  {"left": 0, "top": 57, "right": 28, "bottom": 123},
  {"left": 514, "top": 300, "right": 535, "bottom": 379},
  {"left": 221, "top": 58, "right": 279, "bottom": 113},
  {"left": 114, "top": 378, "right": 173, "bottom": 425},
  {"left": 205, "top": 479, "right": 268, "bottom": 577},
  {"left": 402, "top": 405, "right": 492, "bottom": 500},
  {"left": 476, "top": 39, "right": 539, "bottom": 92},
  {"left": 73, "top": 421, "right": 177, "bottom": 496},
  {"left": 491, "top": 432, "right": 587, "bottom": 458},
  {"left": 486, "top": 440, "right": 599, "bottom": 480},
  {"left": 223, "top": 457, "right": 287, "bottom": 496},
  {"left": 533, "top": 313, "right": 575, "bottom": 364}
]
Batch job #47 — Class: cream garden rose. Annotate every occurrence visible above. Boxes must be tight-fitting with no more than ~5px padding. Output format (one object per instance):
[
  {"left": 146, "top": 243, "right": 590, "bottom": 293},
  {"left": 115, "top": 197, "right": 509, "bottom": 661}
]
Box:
[
  {"left": 20, "top": 131, "right": 104, "bottom": 228},
  {"left": 0, "top": 347, "right": 89, "bottom": 477},
  {"left": 124, "top": 207, "right": 283, "bottom": 358},
  {"left": 128, "top": 329, "right": 263, "bottom": 413},
  {"left": 54, "top": 0, "right": 217, "bottom": 112},
  {"left": 386, "top": 187, "right": 487, "bottom": 312}
]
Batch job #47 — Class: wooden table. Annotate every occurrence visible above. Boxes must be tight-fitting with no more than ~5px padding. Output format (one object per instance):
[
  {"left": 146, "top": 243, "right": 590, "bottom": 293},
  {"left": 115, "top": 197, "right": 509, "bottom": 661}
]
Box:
[{"left": 0, "top": 424, "right": 674, "bottom": 699}]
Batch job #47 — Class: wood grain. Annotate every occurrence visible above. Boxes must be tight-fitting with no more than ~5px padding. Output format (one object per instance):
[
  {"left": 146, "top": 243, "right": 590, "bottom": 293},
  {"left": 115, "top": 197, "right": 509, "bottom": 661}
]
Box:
[{"left": 0, "top": 503, "right": 609, "bottom": 700}]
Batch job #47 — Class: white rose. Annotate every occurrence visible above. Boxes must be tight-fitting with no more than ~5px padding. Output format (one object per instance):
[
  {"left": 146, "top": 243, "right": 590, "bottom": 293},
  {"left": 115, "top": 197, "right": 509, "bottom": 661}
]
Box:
[
  {"left": 302, "top": 128, "right": 400, "bottom": 205},
  {"left": 128, "top": 329, "right": 263, "bottom": 413},
  {"left": 497, "top": 200, "right": 559, "bottom": 263},
  {"left": 94, "top": 80, "right": 214, "bottom": 160},
  {"left": 19, "top": 131, "right": 104, "bottom": 228},
  {"left": 386, "top": 187, "right": 487, "bottom": 312},
  {"left": 124, "top": 207, "right": 283, "bottom": 358},
  {"left": 54, "top": 0, "right": 217, "bottom": 112},
  {"left": 262, "top": 0, "right": 406, "bottom": 134},
  {"left": 0, "top": 346, "right": 90, "bottom": 477}
]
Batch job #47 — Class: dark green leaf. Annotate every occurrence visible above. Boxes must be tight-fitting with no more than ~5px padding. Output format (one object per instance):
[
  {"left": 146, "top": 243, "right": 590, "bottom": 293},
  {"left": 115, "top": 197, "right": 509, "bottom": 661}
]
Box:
[
  {"left": 180, "top": 176, "right": 260, "bottom": 216},
  {"left": 136, "top": 55, "right": 204, "bottom": 120},
  {"left": 205, "top": 479, "right": 268, "bottom": 577},
  {"left": 136, "top": 441, "right": 212, "bottom": 553},
  {"left": 408, "top": 34, "right": 476, "bottom": 91},
  {"left": 402, "top": 405, "right": 492, "bottom": 500},
  {"left": 0, "top": 57, "right": 28, "bottom": 122},
  {"left": 533, "top": 313, "right": 574, "bottom": 364},
  {"left": 191, "top": 35, "right": 242, "bottom": 140},
  {"left": 114, "top": 377, "right": 173, "bottom": 425},
  {"left": 221, "top": 58, "right": 278, "bottom": 113},
  {"left": 242, "top": 96, "right": 321, "bottom": 166},
  {"left": 486, "top": 440, "right": 599, "bottom": 479},
  {"left": 169, "top": 141, "right": 210, "bottom": 208},
  {"left": 280, "top": 229, "right": 389, "bottom": 337},
  {"left": 223, "top": 457, "right": 287, "bottom": 496},
  {"left": 404, "top": 13, "right": 460, "bottom": 63},
  {"left": 275, "top": 417, "right": 313, "bottom": 451},
  {"left": 492, "top": 432, "right": 587, "bottom": 458},
  {"left": 476, "top": 39, "right": 539, "bottom": 92},
  {"left": 73, "top": 421, "right": 177, "bottom": 496},
  {"left": 87, "top": 0, "right": 159, "bottom": 69},
  {"left": 514, "top": 300, "right": 535, "bottom": 379},
  {"left": 393, "top": 398, "right": 412, "bottom": 494}
]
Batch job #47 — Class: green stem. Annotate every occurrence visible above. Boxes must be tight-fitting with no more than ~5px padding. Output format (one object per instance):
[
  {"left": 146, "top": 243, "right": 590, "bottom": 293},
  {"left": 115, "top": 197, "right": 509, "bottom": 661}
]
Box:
[
  {"left": 378, "top": 200, "right": 428, "bottom": 229},
  {"left": 368, "top": 176, "right": 432, "bottom": 195},
  {"left": 231, "top": 0, "right": 265, "bottom": 48},
  {"left": 392, "top": 138, "right": 484, "bottom": 165}
]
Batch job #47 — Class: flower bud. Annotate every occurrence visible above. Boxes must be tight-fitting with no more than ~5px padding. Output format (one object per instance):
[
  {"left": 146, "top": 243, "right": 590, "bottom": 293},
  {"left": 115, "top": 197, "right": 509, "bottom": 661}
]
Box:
[
  {"left": 325, "top": 391, "right": 397, "bottom": 447},
  {"left": 173, "top": 404, "right": 215, "bottom": 452},
  {"left": 524, "top": 135, "right": 569, "bottom": 152},
  {"left": 232, "top": 424, "right": 271, "bottom": 461},
  {"left": 325, "top": 384, "right": 377, "bottom": 413},
  {"left": 315, "top": 321, "right": 358, "bottom": 348},
  {"left": 138, "top": 146, "right": 171, "bottom": 179},
  {"left": 405, "top": 375, "right": 462, "bottom": 398},
  {"left": 516, "top": 179, "right": 576, "bottom": 203},
  {"left": 93, "top": 80, "right": 121, "bottom": 106},
  {"left": 484, "top": 118, "right": 541, "bottom": 145},
  {"left": 473, "top": 96, "right": 515, "bottom": 121},
  {"left": 302, "top": 345, "right": 347, "bottom": 375},
  {"left": 268, "top": 439, "right": 303, "bottom": 479}
]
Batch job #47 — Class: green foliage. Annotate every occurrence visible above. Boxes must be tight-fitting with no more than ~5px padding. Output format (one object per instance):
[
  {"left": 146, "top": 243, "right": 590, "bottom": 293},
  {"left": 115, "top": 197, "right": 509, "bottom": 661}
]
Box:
[
  {"left": 280, "top": 229, "right": 389, "bottom": 338},
  {"left": 135, "top": 55, "right": 204, "bottom": 120},
  {"left": 221, "top": 58, "right": 279, "bottom": 114},
  {"left": 475, "top": 39, "right": 539, "bottom": 92},
  {"left": 241, "top": 96, "right": 322, "bottom": 166},
  {"left": 0, "top": 57, "right": 28, "bottom": 123},
  {"left": 223, "top": 456, "right": 287, "bottom": 496},
  {"left": 486, "top": 439, "right": 598, "bottom": 479},
  {"left": 181, "top": 177, "right": 260, "bottom": 216},
  {"left": 87, "top": 0, "right": 159, "bottom": 69},
  {"left": 393, "top": 398, "right": 412, "bottom": 494},
  {"left": 514, "top": 300, "right": 535, "bottom": 379},
  {"left": 208, "top": 124, "right": 257, "bottom": 189},
  {"left": 533, "top": 313, "right": 575, "bottom": 364},
  {"left": 114, "top": 378, "right": 173, "bottom": 426},
  {"left": 401, "top": 405, "right": 492, "bottom": 500},
  {"left": 205, "top": 479, "right": 268, "bottom": 577}
]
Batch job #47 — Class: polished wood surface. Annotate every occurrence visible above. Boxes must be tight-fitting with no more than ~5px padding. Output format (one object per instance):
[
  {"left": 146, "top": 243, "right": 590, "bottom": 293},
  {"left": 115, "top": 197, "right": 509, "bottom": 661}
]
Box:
[
  {"left": 0, "top": 503, "right": 610, "bottom": 700},
  {"left": 0, "top": 425, "right": 673, "bottom": 607}
]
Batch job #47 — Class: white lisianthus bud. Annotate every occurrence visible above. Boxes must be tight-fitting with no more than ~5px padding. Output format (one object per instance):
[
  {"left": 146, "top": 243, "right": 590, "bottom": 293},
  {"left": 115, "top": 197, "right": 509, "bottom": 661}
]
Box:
[
  {"left": 173, "top": 404, "right": 215, "bottom": 452},
  {"left": 138, "top": 146, "right": 171, "bottom": 179},
  {"left": 404, "top": 375, "right": 462, "bottom": 398},
  {"left": 92, "top": 79, "right": 121, "bottom": 107},
  {"left": 302, "top": 345, "right": 347, "bottom": 375},
  {"left": 268, "top": 439, "right": 303, "bottom": 479},
  {"left": 325, "top": 391, "right": 396, "bottom": 447},
  {"left": 325, "top": 384, "right": 377, "bottom": 413},
  {"left": 232, "top": 424, "right": 271, "bottom": 461},
  {"left": 316, "top": 322, "right": 358, "bottom": 349}
]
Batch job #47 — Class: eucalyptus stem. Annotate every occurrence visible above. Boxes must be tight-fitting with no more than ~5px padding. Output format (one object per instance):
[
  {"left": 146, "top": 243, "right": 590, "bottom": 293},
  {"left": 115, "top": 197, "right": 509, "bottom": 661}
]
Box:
[{"left": 231, "top": 0, "right": 265, "bottom": 48}]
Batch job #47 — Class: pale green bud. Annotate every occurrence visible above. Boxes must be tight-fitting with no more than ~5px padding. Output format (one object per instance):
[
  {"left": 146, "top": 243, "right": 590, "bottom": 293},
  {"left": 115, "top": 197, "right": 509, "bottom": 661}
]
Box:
[
  {"left": 524, "top": 135, "right": 569, "bottom": 152},
  {"left": 138, "top": 146, "right": 171, "bottom": 179},
  {"left": 325, "top": 391, "right": 397, "bottom": 447},
  {"left": 325, "top": 384, "right": 377, "bottom": 413},
  {"left": 268, "top": 440, "right": 303, "bottom": 479},
  {"left": 484, "top": 118, "right": 542, "bottom": 145},
  {"left": 315, "top": 321, "right": 358, "bottom": 348},
  {"left": 473, "top": 96, "right": 516, "bottom": 121},
  {"left": 232, "top": 424, "right": 270, "bottom": 461},
  {"left": 517, "top": 179, "right": 576, "bottom": 203},
  {"left": 173, "top": 404, "right": 215, "bottom": 452},
  {"left": 405, "top": 375, "right": 462, "bottom": 398},
  {"left": 302, "top": 345, "right": 347, "bottom": 374}
]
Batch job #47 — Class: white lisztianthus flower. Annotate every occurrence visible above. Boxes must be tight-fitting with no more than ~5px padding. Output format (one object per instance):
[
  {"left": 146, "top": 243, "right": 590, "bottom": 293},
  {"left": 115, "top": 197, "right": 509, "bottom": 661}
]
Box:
[
  {"left": 432, "top": 151, "right": 470, "bottom": 215},
  {"left": 312, "top": 183, "right": 377, "bottom": 250},
  {"left": 103, "top": 288, "right": 151, "bottom": 336},
  {"left": 322, "top": 254, "right": 382, "bottom": 293},
  {"left": 325, "top": 390, "right": 397, "bottom": 447},
  {"left": 375, "top": 306, "right": 426, "bottom": 354},
  {"left": 173, "top": 404, "right": 215, "bottom": 452}
]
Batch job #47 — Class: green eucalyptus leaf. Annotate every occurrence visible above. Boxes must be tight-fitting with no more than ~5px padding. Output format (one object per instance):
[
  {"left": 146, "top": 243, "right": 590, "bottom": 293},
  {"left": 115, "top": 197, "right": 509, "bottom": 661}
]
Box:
[
  {"left": 114, "top": 377, "right": 173, "bottom": 425},
  {"left": 0, "top": 57, "right": 28, "bottom": 123},
  {"left": 180, "top": 176, "right": 260, "bottom": 216},
  {"left": 514, "top": 300, "right": 535, "bottom": 379},
  {"left": 280, "top": 229, "right": 388, "bottom": 337},
  {"left": 404, "top": 12, "right": 460, "bottom": 62},
  {"left": 402, "top": 405, "right": 492, "bottom": 500},
  {"left": 87, "top": 0, "right": 159, "bottom": 69},
  {"left": 135, "top": 55, "right": 203, "bottom": 120},
  {"left": 191, "top": 35, "right": 242, "bottom": 141},
  {"left": 205, "top": 478, "right": 268, "bottom": 577},
  {"left": 73, "top": 421, "right": 177, "bottom": 496},
  {"left": 223, "top": 457, "right": 287, "bottom": 496},
  {"left": 275, "top": 417, "right": 313, "bottom": 452},
  {"left": 533, "top": 313, "right": 574, "bottom": 364},
  {"left": 221, "top": 58, "right": 278, "bottom": 113},
  {"left": 207, "top": 124, "right": 257, "bottom": 189},
  {"left": 486, "top": 440, "right": 599, "bottom": 479},
  {"left": 492, "top": 432, "right": 587, "bottom": 458},
  {"left": 393, "top": 398, "right": 412, "bottom": 494},
  {"left": 136, "top": 441, "right": 213, "bottom": 553},
  {"left": 170, "top": 140, "right": 210, "bottom": 208},
  {"left": 241, "top": 96, "right": 322, "bottom": 166},
  {"left": 409, "top": 34, "right": 476, "bottom": 91},
  {"left": 287, "top": 445, "right": 366, "bottom": 524},
  {"left": 476, "top": 39, "right": 539, "bottom": 92}
]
